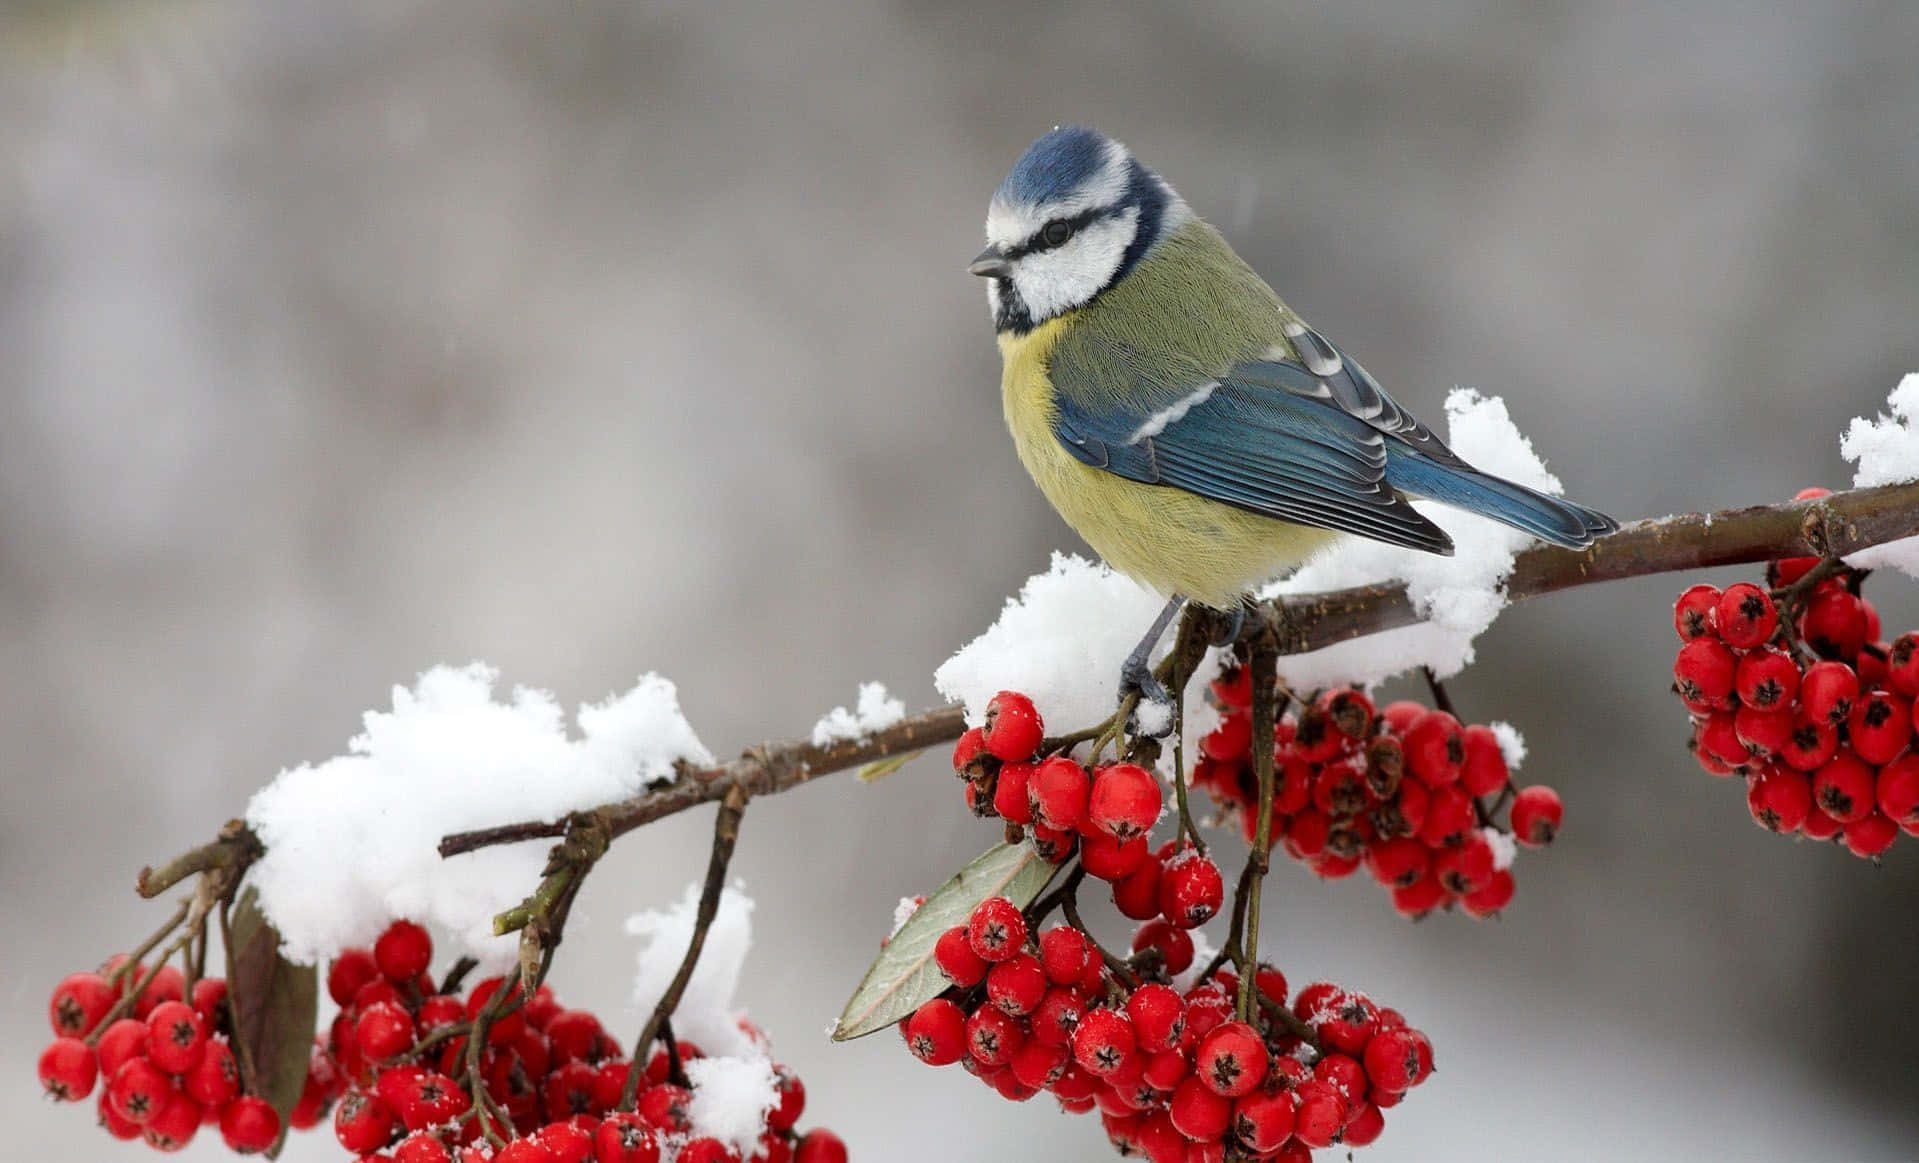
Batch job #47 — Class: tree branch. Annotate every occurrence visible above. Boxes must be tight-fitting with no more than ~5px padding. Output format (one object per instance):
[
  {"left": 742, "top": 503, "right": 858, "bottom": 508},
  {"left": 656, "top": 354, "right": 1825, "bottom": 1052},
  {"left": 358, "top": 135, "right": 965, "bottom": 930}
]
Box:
[{"left": 439, "top": 481, "right": 1919, "bottom": 858}]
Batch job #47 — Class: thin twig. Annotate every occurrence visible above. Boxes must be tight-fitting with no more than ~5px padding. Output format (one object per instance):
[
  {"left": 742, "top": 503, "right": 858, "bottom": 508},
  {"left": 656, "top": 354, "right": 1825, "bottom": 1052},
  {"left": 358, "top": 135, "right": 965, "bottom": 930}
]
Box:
[
  {"left": 137, "top": 821, "right": 263, "bottom": 899},
  {"left": 1059, "top": 881, "right": 1140, "bottom": 990},
  {"left": 618, "top": 783, "right": 750, "bottom": 1111}
]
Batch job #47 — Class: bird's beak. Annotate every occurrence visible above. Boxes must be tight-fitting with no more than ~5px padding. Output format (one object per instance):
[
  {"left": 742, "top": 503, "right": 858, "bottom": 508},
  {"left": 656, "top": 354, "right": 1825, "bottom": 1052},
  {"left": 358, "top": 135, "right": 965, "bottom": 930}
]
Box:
[{"left": 967, "top": 246, "right": 1013, "bottom": 279}]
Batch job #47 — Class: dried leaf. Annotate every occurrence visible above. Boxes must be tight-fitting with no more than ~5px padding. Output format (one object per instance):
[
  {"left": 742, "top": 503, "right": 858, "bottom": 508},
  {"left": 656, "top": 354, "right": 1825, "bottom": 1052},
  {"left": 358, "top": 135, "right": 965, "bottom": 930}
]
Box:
[
  {"left": 856, "top": 750, "right": 923, "bottom": 783},
  {"left": 831, "top": 841, "right": 1055, "bottom": 1040},
  {"left": 224, "top": 887, "right": 318, "bottom": 1155}
]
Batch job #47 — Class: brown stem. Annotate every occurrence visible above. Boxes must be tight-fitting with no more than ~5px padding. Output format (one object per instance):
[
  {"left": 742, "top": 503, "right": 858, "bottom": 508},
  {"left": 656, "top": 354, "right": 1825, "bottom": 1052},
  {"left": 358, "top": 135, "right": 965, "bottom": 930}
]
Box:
[
  {"left": 437, "top": 482, "right": 1919, "bottom": 859},
  {"left": 137, "top": 821, "right": 263, "bottom": 899},
  {"left": 1059, "top": 880, "right": 1140, "bottom": 990},
  {"left": 1025, "top": 862, "right": 1085, "bottom": 928},
  {"left": 618, "top": 783, "right": 750, "bottom": 1111},
  {"left": 1236, "top": 623, "right": 1281, "bottom": 1021}
]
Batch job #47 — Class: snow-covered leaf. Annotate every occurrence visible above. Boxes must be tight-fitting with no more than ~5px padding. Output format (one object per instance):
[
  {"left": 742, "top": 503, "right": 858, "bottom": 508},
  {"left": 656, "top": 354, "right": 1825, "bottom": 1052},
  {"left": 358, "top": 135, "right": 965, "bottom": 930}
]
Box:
[{"left": 831, "top": 842, "right": 1054, "bottom": 1040}]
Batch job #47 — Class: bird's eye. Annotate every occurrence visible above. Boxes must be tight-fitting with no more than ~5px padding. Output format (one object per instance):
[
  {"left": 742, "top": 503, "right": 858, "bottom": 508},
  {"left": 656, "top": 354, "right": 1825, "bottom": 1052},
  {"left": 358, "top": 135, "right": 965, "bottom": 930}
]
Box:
[{"left": 1041, "top": 220, "right": 1073, "bottom": 247}]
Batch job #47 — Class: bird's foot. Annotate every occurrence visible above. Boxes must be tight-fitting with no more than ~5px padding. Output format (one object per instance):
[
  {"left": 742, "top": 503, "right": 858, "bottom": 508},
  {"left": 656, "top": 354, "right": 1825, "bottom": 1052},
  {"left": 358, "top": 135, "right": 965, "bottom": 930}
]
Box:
[{"left": 1118, "top": 658, "right": 1175, "bottom": 738}]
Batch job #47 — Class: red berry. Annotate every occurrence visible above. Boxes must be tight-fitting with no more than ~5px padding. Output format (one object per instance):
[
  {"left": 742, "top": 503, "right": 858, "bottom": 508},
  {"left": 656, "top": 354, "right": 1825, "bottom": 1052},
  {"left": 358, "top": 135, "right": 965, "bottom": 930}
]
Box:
[
  {"left": 992, "top": 761, "right": 1035, "bottom": 825},
  {"left": 1734, "top": 705, "right": 1794, "bottom": 759},
  {"left": 952, "top": 726, "right": 990, "bottom": 778},
  {"left": 1433, "top": 831, "right": 1497, "bottom": 894},
  {"left": 1157, "top": 852, "right": 1224, "bottom": 928},
  {"left": 497, "top": 1137, "right": 559, "bottom": 1163},
  {"left": 1302, "top": 989, "right": 1380, "bottom": 1057},
  {"left": 1697, "top": 711, "right": 1749, "bottom": 767},
  {"left": 1030, "top": 987, "right": 1088, "bottom": 1047},
  {"left": 395, "top": 1133, "right": 455, "bottom": 1163},
  {"left": 1202, "top": 712, "right": 1252, "bottom": 762},
  {"left": 1009, "top": 1038, "right": 1070, "bottom": 1089},
  {"left": 1779, "top": 712, "right": 1840, "bottom": 771},
  {"left": 1673, "top": 583, "right": 1721, "bottom": 640},
  {"left": 98, "top": 1089, "right": 143, "bottom": 1140},
  {"left": 1403, "top": 710, "right": 1466, "bottom": 786},
  {"left": 1088, "top": 763, "right": 1163, "bottom": 839},
  {"left": 983, "top": 691, "right": 1045, "bottom": 760},
  {"left": 1459, "top": 724, "right": 1511, "bottom": 796},
  {"left": 934, "top": 925, "right": 989, "bottom": 986},
  {"left": 1715, "top": 582, "right": 1778, "bottom": 649},
  {"left": 327, "top": 948, "right": 381, "bottom": 1007},
  {"left": 1674, "top": 638, "right": 1737, "bottom": 712},
  {"left": 133, "top": 964, "right": 184, "bottom": 1020},
  {"left": 1130, "top": 918, "right": 1195, "bottom": 976},
  {"left": 677, "top": 1138, "right": 739, "bottom": 1163},
  {"left": 1343, "top": 1100, "right": 1387, "bottom": 1146},
  {"left": 965, "top": 1004, "right": 1026, "bottom": 1066},
  {"left": 1801, "top": 588, "right": 1868, "bottom": 659},
  {"left": 220, "top": 1095, "right": 282, "bottom": 1155},
  {"left": 1365, "top": 834, "right": 1431, "bottom": 888},
  {"left": 1111, "top": 857, "right": 1163, "bottom": 920},
  {"left": 94, "top": 1017, "right": 147, "bottom": 1080},
  {"left": 534, "top": 1121, "right": 596, "bottom": 1163},
  {"left": 1169, "top": 1075, "right": 1232, "bottom": 1140},
  {"left": 905, "top": 998, "right": 967, "bottom": 1066},
  {"left": 596, "top": 1113, "right": 661, "bottom": 1163},
  {"left": 794, "top": 1130, "right": 848, "bottom": 1163},
  {"left": 374, "top": 920, "right": 434, "bottom": 983},
  {"left": 1291, "top": 1079, "right": 1349, "bottom": 1148},
  {"left": 1463, "top": 868, "right": 1517, "bottom": 917},
  {"left": 394, "top": 1069, "right": 468, "bottom": 1131},
  {"left": 140, "top": 1091, "right": 202, "bottom": 1151},
  {"left": 1125, "top": 984, "right": 1187, "bottom": 1053},
  {"left": 1028, "top": 756, "right": 1091, "bottom": 831},
  {"left": 333, "top": 1087, "right": 400, "bottom": 1154},
  {"left": 1887, "top": 633, "right": 1919, "bottom": 697},
  {"left": 1038, "top": 926, "right": 1091, "bottom": 985},
  {"left": 1195, "top": 1021, "right": 1268, "bottom": 1097},
  {"left": 37, "top": 1036, "right": 97, "bottom": 1101},
  {"left": 1735, "top": 646, "right": 1800, "bottom": 710},
  {"left": 48, "top": 971, "right": 115, "bottom": 1038},
  {"left": 966, "top": 897, "right": 1028, "bottom": 963},
  {"left": 1843, "top": 812, "right": 1899, "bottom": 859},
  {"left": 1747, "top": 767, "right": 1813, "bottom": 833},
  {"left": 1848, "top": 689, "right": 1912, "bottom": 765},
  {"left": 638, "top": 1083, "right": 693, "bottom": 1132},
  {"left": 1231, "top": 1087, "right": 1297, "bottom": 1153},
  {"left": 107, "top": 1056, "right": 177, "bottom": 1125},
  {"left": 1182, "top": 985, "right": 1234, "bottom": 1044},
  {"left": 546, "top": 1009, "right": 609, "bottom": 1064},
  {"left": 183, "top": 1037, "right": 240, "bottom": 1106},
  {"left": 1814, "top": 751, "right": 1876, "bottom": 822},
  {"left": 1029, "top": 822, "right": 1077, "bottom": 863},
  {"left": 1363, "top": 1026, "right": 1428, "bottom": 1091},
  {"left": 1079, "top": 832, "right": 1151, "bottom": 881},
  {"left": 1419, "top": 784, "right": 1478, "bottom": 848},
  {"left": 1391, "top": 872, "right": 1448, "bottom": 919},
  {"left": 1070, "top": 1008, "right": 1136, "bottom": 1079},
  {"left": 986, "top": 953, "right": 1048, "bottom": 1016},
  {"left": 1802, "top": 804, "right": 1845, "bottom": 842},
  {"left": 1802, "top": 660, "right": 1861, "bottom": 724},
  {"left": 1510, "top": 785, "right": 1563, "bottom": 846},
  {"left": 356, "top": 1000, "right": 417, "bottom": 1062},
  {"left": 1878, "top": 752, "right": 1919, "bottom": 825},
  {"left": 544, "top": 1060, "right": 602, "bottom": 1121}
]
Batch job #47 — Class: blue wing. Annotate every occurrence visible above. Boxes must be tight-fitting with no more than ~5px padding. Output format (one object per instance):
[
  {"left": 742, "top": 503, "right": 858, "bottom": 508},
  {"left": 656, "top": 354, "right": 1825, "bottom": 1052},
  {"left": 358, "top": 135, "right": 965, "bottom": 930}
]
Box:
[{"left": 1051, "top": 327, "right": 1616, "bottom": 553}]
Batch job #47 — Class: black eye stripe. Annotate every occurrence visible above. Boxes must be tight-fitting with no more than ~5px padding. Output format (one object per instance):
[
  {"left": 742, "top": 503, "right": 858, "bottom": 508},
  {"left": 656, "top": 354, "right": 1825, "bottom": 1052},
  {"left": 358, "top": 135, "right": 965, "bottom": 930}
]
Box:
[{"left": 1005, "top": 205, "right": 1115, "bottom": 259}]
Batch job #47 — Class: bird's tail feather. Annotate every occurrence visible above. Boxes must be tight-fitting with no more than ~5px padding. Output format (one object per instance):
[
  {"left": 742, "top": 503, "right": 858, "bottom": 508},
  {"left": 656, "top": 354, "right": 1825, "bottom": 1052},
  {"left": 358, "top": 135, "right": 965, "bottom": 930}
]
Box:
[{"left": 1384, "top": 452, "right": 1617, "bottom": 549}]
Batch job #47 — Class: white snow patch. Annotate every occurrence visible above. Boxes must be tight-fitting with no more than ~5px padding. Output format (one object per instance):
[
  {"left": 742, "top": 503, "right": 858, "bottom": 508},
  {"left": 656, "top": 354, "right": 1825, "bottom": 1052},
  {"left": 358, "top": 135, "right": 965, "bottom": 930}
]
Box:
[
  {"left": 936, "top": 553, "right": 1171, "bottom": 729},
  {"left": 810, "top": 681, "right": 906, "bottom": 746},
  {"left": 685, "top": 1053, "right": 779, "bottom": 1155},
  {"left": 1489, "top": 721, "right": 1527, "bottom": 771},
  {"left": 628, "top": 882, "right": 757, "bottom": 1059},
  {"left": 244, "top": 664, "right": 712, "bottom": 965},
  {"left": 1133, "top": 697, "right": 1174, "bottom": 737},
  {"left": 1839, "top": 373, "right": 1919, "bottom": 577},
  {"left": 1483, "top": 826, "right": 1518, "bottom": 872},
  {"left": 890, "top": 895, "right": 924, "bottom": 937},
  {"left": 1262, "top": 390, "right": 1575, "bottom": 688}
]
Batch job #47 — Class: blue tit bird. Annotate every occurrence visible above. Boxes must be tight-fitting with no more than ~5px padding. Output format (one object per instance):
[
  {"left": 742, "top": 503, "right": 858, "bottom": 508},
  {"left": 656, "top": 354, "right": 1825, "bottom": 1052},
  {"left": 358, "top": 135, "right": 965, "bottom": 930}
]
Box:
[{"left": 970, "top": 126, "right": 1617, "bottom": 703}]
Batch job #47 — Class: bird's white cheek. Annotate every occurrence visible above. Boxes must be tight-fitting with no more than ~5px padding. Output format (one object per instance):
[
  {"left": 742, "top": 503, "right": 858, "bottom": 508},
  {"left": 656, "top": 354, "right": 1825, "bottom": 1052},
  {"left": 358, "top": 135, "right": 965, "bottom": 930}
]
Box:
[{"left": 1009, "top": 210, "right": 1138, "bottom": 322}]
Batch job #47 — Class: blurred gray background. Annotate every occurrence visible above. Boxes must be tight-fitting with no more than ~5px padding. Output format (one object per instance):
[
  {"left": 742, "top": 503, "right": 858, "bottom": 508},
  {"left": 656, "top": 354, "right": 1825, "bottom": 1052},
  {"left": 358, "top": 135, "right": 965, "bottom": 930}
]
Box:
[{"left": 5, "top": 1, "right": 1917, "bottom": 1159}]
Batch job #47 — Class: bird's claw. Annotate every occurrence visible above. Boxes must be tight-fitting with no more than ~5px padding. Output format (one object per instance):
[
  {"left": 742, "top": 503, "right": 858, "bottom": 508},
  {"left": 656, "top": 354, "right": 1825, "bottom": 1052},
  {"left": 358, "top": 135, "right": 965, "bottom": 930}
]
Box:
[{"left": 1208, "top": 604, "right": 1249, "bottom": 648}]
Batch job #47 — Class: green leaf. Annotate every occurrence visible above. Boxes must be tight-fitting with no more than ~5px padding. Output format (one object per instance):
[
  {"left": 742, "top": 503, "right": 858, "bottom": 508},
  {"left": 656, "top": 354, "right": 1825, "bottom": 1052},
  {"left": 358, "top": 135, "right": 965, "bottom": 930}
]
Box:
[
  {"left": 831, "top": 841, "right": 1056, "bottom": 1041},
  {"left": 224, "top": 887, "right": 318, "bottom": 1156},
  {"left": 855, "top": 750, "right": 923, "bottom": 783}
]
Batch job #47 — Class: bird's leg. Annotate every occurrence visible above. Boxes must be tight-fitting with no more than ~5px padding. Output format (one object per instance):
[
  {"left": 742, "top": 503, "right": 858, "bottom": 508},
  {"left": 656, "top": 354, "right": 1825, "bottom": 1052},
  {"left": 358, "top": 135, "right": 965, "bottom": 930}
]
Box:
[
  {"left": 1118, "top": 595, "right": 1186, "bottom": 720},
  {"left": 1208, "top": 601, "right": 1250, "bottom": 648}
]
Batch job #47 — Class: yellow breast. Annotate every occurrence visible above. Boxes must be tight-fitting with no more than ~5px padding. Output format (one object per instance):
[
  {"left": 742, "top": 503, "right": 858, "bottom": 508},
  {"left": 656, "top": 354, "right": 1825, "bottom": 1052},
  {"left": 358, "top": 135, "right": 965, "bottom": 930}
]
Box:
[{"left": 997, "top": 317, "right": 1336, "bottom": 609}]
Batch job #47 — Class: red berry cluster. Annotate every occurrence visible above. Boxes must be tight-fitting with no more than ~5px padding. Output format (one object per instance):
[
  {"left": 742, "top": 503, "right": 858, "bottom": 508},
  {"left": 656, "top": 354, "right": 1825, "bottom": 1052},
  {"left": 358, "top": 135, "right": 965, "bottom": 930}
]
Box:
[
  {"left": 40, "top": 959, "right": 283, "bottom": 1154},
  {"left": 1672, "top": 499, "right": 1919, "bottom": 858},
  {"left": 1191, "top": 674, "right": 1554, "bottom": 920},
  {"left": 904, "top": 895, "right": 1435, "bottom": 1161},
  {"left": 955, "top": 692, "right": 1228, "bottom": 948},
  {"left": 313, "top": 920, "right": 845, "bottom": 1162}
]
